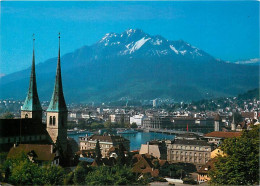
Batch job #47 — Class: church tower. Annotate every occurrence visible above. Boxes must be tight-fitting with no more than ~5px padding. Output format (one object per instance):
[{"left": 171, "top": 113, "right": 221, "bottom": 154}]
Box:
[
  {"left": 46, "top": 34, "right": 68, "bottom": 153},
  {"left": 21, "top": 36, "right": 42, "bottom": 123}
]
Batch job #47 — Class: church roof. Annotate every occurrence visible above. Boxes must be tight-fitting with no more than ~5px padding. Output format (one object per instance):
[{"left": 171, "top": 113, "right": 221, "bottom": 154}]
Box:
[
  {"left": 21, "top": 41, "right": 42, "bottom": 112},
  {"left": 47, "top": 35, "right": 67, "bottom": 112},
  {"left": 8, "top": 144, "right": 57, "bottom": 162}
]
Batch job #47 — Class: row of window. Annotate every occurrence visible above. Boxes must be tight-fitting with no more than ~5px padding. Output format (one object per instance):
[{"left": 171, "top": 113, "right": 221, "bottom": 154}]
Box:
[
  {"left": 172, "top": 156, "right": 206, "bottom": 163},
  {"left": 171, "top": 145, "right": 209, "bottom": 151},
  {"left": 171, "top": 151, "right": 208, "bottom": 157}
]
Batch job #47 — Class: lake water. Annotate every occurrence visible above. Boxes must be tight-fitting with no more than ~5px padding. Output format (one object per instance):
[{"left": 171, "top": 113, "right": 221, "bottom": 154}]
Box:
[{"left": 68, "top": 132, "right": 175, "bottom": 151}]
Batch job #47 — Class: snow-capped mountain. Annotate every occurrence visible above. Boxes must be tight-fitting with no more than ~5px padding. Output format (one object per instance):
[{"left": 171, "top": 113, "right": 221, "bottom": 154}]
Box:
[
  {"left": 94, "top": 29, "right": 213, "bottom": 60},
  {"left": 0, "top": 29, "right": 258, "bottom": 103}
]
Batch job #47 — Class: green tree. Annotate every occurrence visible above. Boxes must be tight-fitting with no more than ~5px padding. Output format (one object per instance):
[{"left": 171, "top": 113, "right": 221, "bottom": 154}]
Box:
[
  {"left": 73, "top": 165, "right": 86, "bottom": 185},
  {"left": 42, "top": 164, "right": 65, "bottom": 185},
  {"left": 85, "top": 165, "right": 140, "bottom": 185},
  {"left": 104, "top": 121, "right": 112, "bottom": 129},
  {"left": 130, "top": 123, "right": 138, "bottom": 129},
  {"left": 209, "top": 125, "right": 259, "bottom": 185},
  {"left": 117, "top": 143, "right": 126, "bottom": 166},
  {"left": 8, "top": 157, "right": 43, "bottom": 185},
  {"left": 95, "top": 140, "right": 102, "bottom": 161},
  {"left": 64, "top": 172, "right": 74, "bottom": 185}
]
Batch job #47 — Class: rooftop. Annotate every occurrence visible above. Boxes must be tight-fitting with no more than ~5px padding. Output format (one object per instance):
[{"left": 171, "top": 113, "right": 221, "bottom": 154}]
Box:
[{"left": 204, "top": 131, "right": 242, "bottom": 138}]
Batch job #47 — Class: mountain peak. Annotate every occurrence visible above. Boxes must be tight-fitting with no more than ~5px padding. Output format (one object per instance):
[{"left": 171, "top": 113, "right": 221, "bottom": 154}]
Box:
[{"left": 96, "top": 29, "right": 212, "bottom": 59}]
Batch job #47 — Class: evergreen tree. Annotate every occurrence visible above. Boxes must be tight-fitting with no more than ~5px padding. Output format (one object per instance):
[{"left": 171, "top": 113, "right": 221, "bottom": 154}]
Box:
[
  {"left": 117, "top": 143, "right": 126, "bottom": 166},
  {"left": 95, "top": 140, "right": 102, "bottom": 161}
]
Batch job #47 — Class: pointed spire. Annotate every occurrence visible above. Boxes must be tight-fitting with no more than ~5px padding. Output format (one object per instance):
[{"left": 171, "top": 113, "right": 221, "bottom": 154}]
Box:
[
  {"left": 22, "top": 34, "right": 42, "bottom": 111},
  {"left": 232, "top": 112, "right": 235, "bottom": 124},
  {"left": 47, "top": 33, "right": 67, "bottom": 112}
]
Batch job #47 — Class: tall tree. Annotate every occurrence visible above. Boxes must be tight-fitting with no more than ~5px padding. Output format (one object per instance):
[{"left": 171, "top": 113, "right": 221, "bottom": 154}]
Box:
[
  {"left": 117, "top": 143, "right": 126, "bottom": 166},
  {"left": 95, "top": 140, "right": 102, "bottom": 161},
  {"left": 209, "top": 125, "right": 259, "bottom": 185}
]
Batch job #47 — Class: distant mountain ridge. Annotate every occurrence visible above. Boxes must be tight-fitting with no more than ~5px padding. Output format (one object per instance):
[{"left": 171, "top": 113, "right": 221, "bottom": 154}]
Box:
[{"left": 0, "top": 29, "right": 258, "bottom": 103}]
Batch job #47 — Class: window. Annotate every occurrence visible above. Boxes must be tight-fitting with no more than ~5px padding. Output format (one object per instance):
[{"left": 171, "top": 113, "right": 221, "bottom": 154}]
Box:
[
  {"left": 53, "top": 116, "right": 56, "bottom": 126},
  {"left": 49, "top": 116, "right": 53, "bottom": 125}
]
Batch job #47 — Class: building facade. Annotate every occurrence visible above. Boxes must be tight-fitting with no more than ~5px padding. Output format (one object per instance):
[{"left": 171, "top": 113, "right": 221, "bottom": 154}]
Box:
[
  {"left": 166, "top": 139, "right": 211, "bottom": 168},
  {"left": 142, "top": 116, "right": 172, "bottom": 129},
  {"left": 79, "top": 134, "right": 130, "bottom": 158}
]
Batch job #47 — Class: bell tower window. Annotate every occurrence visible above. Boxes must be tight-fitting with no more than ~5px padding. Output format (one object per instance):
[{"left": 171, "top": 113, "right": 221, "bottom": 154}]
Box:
[
  {"left": 53, "top": 116, "right": 56, "bottom": 126},
  {"left": 49, "top": 116, "right": 53, "bottom": 125}
]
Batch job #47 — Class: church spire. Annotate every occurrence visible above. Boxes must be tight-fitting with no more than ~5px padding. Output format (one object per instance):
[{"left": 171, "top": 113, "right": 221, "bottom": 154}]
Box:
[
  {"left": 47, "top": 33, "right": 67, "bottom": 112},
  {"left": 21, "top": 34, "right": 42, "bottom": 112}
]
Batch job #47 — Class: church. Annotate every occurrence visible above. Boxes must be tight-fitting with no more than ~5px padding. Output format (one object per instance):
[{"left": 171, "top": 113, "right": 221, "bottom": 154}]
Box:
[{"left": 0, "top": 35, "right": 73, "bottom": 164}]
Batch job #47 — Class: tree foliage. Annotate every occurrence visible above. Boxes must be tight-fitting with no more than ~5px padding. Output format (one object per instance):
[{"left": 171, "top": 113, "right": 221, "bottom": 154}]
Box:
[
  {"left": 209, "top": 126, "right": 259, "bottom": 185},
  {"left": 2, "top": 152, "right": 65, "bottom": 185},
  {"left": 85, "top": 165, "right": 138, "bottom": 185},
  {"left": 95, "top": 140, "right": 102, "bottom": 161},
  {"left": 117, "top": 143, "right": 126, "bottom": 166}
]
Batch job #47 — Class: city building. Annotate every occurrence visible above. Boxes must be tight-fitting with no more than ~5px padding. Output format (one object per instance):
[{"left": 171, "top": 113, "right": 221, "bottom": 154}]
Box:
[
  {"left": 142, "top": 116, "right": 172, "bottom": 129},
  {"left": 109, "top": 114, "right": 130, "bottom": 124},
  {"left": 204, "top": 131, "right": 241, "bottom": 145},
  {"left": 130, "top": 114, "right": 146, "bottom": 126},
  {"left": 166, "top": 139, "right": 212, "bottom": 168},
  {"left": 79, "top": 134, "right": 130, "bottom": 158},
  {"left": 139, "top": 140, "right": 167, "bottom": 160}
]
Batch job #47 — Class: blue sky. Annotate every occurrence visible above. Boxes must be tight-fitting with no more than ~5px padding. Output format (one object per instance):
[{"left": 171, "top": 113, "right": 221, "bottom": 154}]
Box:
[{"left": 0, "top": 1, "right": 259, "bottom": 75}]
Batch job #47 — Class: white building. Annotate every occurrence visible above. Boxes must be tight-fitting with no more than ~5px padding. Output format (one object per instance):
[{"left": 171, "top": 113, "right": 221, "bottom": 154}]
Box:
[
  {"left": 130, "top": 114, "right": 146, "bottom": 126},
  {"left": 153, "top": 99, "right": 157, "bottom": 107}
]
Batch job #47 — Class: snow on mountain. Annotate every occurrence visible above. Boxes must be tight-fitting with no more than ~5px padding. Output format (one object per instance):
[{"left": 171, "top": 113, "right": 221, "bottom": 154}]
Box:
[
  {"left": 234, "top": 58, "right": 260, "bottom": 65},
  {"left": 97, "top": 29, "right": 210, "bottom": 60}
]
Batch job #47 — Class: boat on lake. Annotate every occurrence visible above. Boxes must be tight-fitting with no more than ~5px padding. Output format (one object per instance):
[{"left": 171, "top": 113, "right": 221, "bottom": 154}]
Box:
[{"left": 117, "top": 129, "right": 138, "bottom": 134}]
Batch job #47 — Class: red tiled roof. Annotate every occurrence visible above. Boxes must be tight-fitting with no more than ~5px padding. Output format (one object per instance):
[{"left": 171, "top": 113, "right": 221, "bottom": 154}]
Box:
[{"left": 204, "top": 131, "right": 241, "bottom": 138}]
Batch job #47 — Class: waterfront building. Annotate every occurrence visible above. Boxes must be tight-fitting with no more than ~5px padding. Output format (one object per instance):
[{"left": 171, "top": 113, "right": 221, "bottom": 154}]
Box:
[
  {"left": 109, "top": 114, "right": 130, "bottom": 124},
  {"left": 166, "top": 139, "right": 211, "bottom": 168},
  {"left": 142, "top": 116, "right": 172, "bottom": 129},
  {"left": 79, "top": 134, "right": 130, "bottom": 158},
  {"left": 130, "top": 114, "right": 146, "bottom": 126}
]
